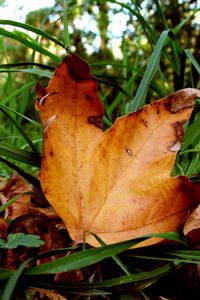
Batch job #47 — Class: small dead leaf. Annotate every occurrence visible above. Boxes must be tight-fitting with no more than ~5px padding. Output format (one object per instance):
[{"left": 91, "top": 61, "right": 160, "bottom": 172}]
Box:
[
  {"left": 4, "top": 212, "right": 67, "bottom": 268},
  {"left": 36, "top": 53, "right": 200, "bottom": 247},
  {"left": 183, "top": 204, "right": 200, "bottom": 244},
  {"left": 28, "top": 287, "right": 68, "bottom": 300},
  {"left": 0, "top": 219, "right": 8, "bottom": 240},
  {"left": 0, "top": 173, "right": 30, "bottom": 220}
]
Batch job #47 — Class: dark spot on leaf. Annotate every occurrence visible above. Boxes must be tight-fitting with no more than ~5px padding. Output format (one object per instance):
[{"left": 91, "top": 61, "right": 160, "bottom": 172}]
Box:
[
  {"left": 141, "top": 118, "right": 148, "bottom": 128},
  {"left": 85, "top": 94, "right": 93, "bottom": 101},
  {"left": 36, "top": 83, "right": 46, "bottom": 106},
  {"left": 41, "top": 226, "right": 49, "bottom": 234},
  {"left": 168, "top": 122, "right": 184, "bottom": 152},
  {"left": 36, "top": 83, "right": 45, "bottom": 98},
  {"left": 64, "top": 53, "right": 97, "bottom": 82},
  {"left": 156, "top": 103, "right": 160, "bottom": 114},
  {"left": 126, "top": 148, "right": 133, "bottom": 156},
  {"left": 49, "top": 148, "right": 54, "bottom": 157},
  {"left": 173, "top": 122, "right": 184, "bottom": 141},
  {"left": 88, "top": 115, "right": 103, "bottom": 129},
  {"left": 164, "top": 99, "right": 172, "bottom": 112}
]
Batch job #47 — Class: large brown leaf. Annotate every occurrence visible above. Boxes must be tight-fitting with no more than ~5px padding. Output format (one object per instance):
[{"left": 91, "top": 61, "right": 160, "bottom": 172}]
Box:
[{"left": 36, "top": 53, "right": 200, "bottom": 247}]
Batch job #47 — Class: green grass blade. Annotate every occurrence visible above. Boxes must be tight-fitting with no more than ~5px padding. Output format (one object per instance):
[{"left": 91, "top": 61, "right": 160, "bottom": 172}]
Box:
[
  {"left": 0, "top": 193, "right": 23, "bottom": 213},
  {"left": 5, "top": 73, "right": 15, "bottom": 120},
  {"left": 0, "top": 192, "right": 39, "bottom": 213},
  {"left": 103, "top": 115, "right": 112, "bottom": 127},
  {"left": 92, "top": 233, "right": 130, "bottom": 275},
  {"left": 24, "top": 232, "right": 186, "bottom": 276},
  {"left": 0, "top": 143, "right": 40, "bottom": 167},
  {"left": 0, "top": 104, "right": 41, "bottom": 128},
  {"left": 2, "top": 257, "right": 33, "bottom": 300},
  {"left": 1, "top": 81, "right": 36, "bottom": 106},
  {"left": 0, "top": 68, "right": 53, "bottom": 78},
  {"left": 0, "top": 263, "right": 183, "bottom": 290},
  {"left": 0, "top": 62, "right": 54, "bottom": 70},
  {"left": 129, "top": 254, "right": 200, "bottom": 265},
  {"left": 27, "top": 263, "right": 183, "bottom": 290},
  {"left": 129, "top": 29, "right": 170, "bottom": 112},
  {"left": 91, "top": 62, "right": 138, "bottom": 71},
  {"left": 182, "top": 112, "right": 200, "bottom": 150},
  {"left": 0, "top": 19, "right": 65, "bottom": 48},
  {"left": 185, "top": 49, "right": 200, "bottom": 74},
  {"left": 0, "top": 157, "right": 41, "bottom": 190},
  {"left": 88, "top": 262, "right": 182, "bottom": 287},
  {"left": 154, "top": 0, "right": 168, "bottom": 29},
  {"left": 97, "top": 78, "right": 132, "bottom": 98},
  {"left": 168, "top": 32, "right": 182, "bottom": 76},
  {"left": 0, "top": 268, "right": 14, "bottom": 282},
  {"left": 166, "top": 250, "right": 200, "bottom": 260},
  {"left": 24, "top": 237, "right": 150, "bottom": 275},
  {"left": 63, "top": 0, "right": 71, "bottom": 47},
  {"left": 173, "top": 9, "right": 198, "bottom": 35},
  {"left": 107, "top": 69, "right": 138, "bottom": 116},
  {"left": 133, "top": 250, "right": 200, "bottom": 265},
  {"left": 0, "top": 28, "right": 60, "bottom": 64},
  {"left": 0, "top": 107, "right": 41, "bottom": 157}
]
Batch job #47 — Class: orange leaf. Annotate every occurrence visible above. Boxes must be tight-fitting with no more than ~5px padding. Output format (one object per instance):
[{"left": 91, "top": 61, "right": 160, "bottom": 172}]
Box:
[
  {"left": 0, "top": 173, "right": 30, "bottom": 220},
  {"left": 183, "top": 204, "right": 200, "bottom": 244},
  {"left": 36, "top": 53, "right": 200, "bottom": 247},
  {"left": 28, "top": 287, "right": 68, "bottom": 300}
]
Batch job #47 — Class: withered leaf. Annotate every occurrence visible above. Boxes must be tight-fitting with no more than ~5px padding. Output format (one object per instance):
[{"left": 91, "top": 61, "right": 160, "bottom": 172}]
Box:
[
  {"left": 28, "top": 287, "right": 68, "bottom": 300},
  {"left": 0, "top": 173, "right": 30, "bottom": 220},
  {"left": 36, "top": 53, "right": 200, "bottom": 247},
  {"left": 183, "top": 204, "right": 200, "bottom": 244}
]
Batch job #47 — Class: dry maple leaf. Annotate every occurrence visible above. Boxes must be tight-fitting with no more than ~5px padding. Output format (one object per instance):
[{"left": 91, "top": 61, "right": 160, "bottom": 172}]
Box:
[
  {"left": 183, "top": 204, "right": 200, "bottom": 245},
  {"left": 36, "top": 53, "right": 200, "bottom": 247}
]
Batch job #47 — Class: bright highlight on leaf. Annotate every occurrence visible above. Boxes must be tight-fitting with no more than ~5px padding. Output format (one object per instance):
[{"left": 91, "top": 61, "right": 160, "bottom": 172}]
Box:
[{"left": 36, "top": 53, "right": 200, "bottom": 247}]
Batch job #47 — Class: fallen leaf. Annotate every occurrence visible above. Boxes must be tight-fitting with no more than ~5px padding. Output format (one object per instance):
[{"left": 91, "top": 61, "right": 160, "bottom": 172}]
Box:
[
  {"left": 36, "top": 53, "right": 200, "bottom": 247},
  {"left": 183, "top": 204, "right": 200, "bottom": 244},
  {"left": 5, "top": 211, "right": 67, "bottom": 267},
  {"left": 28, "top": 287, "right": 68, "bottom": 300},
  {"left": 0, "top": 173, "right": 30, "bottom": 220},
  {"left": 0, "top": 219, "right": 8, "bottom": 240}
]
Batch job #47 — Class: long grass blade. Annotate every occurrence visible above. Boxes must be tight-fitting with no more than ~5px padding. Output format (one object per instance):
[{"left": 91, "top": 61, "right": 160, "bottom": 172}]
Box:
[
  {"left": 0, "top": 19, "right": 65, "bottom": 48},
  {"left": 0, "top": 143, "right": 40, "bottom": 167},
  {"left": 182, "top": 112, "right": 200, "bottom": 150},
  {"left": 166, "top": 249, "right": 200, "bottom": 260},
  {"left": 26, "top": 263, "right": 183, "bottom": 290},
  {"left": 0, "top": 107, "right": 41, "bottom": 157},
  {"left": 1, "top": 257, "right": 33, "bottom": 300},
  {"left": 0, "top": 157, "right": 41, "bottom": 189},
  {"left": 0, "top": 104, "right": 41, "bottom": 127},
  {"left": 63, "top": 0, "right": 71, "bottom": 47},
  {"left": 0, "top": 68, "right": 53, "bottom": 78},
  {"left": 24, "top": 237, "right": 150, "bottom": 275},
  {"left": 1, "top": 81, "right": 36, "bottom": 106},
  {"left": 24, "top": 232, "right": 186, "bottom": 275},
  {"left": 185, "top": 49, "right": 200, "bottom": 74},
  {"left": 0, "top": 269, "right": 14, "bottom": 282},
  {"left": 107, "top": 68, "right": 138, "bottom": 116},
  {"left": 129, "top": 30, "right": 170, "bottom": 112},
  {"left": 0, "top": 62, "right": 54, "bottom": 70},
  {"left": 0, "top": 193, "right": 23, "bottom": 213},
  {"left": 0, "top": 28, "right": 60, "bottom": 64},
  {"left": 132, "top": 249, "right": 200, "bottom": 265},
  {"left": 92, "top": 233, "right": 130, "bottom": 275}
]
